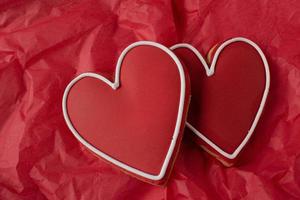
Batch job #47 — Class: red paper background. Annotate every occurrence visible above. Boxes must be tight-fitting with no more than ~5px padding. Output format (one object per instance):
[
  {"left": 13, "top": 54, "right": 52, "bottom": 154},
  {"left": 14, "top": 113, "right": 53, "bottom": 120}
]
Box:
[{"left": 1, "top": 0, "right": 300, "bottom": 199}]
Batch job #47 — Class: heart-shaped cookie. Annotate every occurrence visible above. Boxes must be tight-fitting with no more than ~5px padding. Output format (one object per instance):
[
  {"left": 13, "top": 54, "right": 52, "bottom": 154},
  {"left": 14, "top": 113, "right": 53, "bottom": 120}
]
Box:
[
  {"left": 171, "top": 37, "right": 270, "bottom": 165},
  {"left": 62, "top": 41, "right": 190, "bottom": 184}
]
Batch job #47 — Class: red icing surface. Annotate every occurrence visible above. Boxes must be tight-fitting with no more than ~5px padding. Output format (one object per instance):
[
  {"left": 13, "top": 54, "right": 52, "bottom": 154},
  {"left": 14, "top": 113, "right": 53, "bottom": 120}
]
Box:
[
  {"left": 1, "top": 1, "right": 300, "bottom": 199},
  {"left": 66, "top": 45, "right": 188, "bottom": 179},
  {"left": 173, "top": 41, "right": 266, "bottom": 155}
]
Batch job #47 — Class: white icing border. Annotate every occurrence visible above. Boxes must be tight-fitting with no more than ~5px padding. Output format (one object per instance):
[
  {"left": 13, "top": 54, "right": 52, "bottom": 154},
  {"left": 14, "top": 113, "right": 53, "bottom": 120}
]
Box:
[
  {"left": 62, "top": 41, "right": 186, "bottom": 181},
  {"left": 170, "top": 37, "right": 270, "bottom": 159}
]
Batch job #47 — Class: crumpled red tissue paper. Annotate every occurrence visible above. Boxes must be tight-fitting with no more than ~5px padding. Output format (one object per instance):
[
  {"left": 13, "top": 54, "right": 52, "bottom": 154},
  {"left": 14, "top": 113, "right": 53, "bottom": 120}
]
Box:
[{"left": 0, "top": 0, "right": 300, "bottom": 199}]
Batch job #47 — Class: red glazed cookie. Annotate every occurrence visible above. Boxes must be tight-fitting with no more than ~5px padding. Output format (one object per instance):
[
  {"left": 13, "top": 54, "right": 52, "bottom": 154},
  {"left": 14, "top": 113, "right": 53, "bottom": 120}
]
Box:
[
  {"left": 171, "top": 37, "right": 270, "bottom": 166},
  {"left": 62, "top": 41, "right": 190, "bottom": 185}
]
